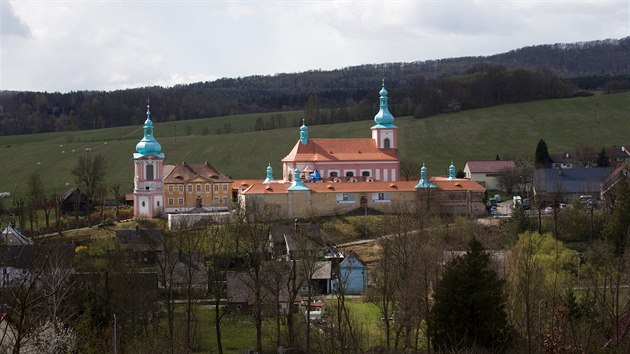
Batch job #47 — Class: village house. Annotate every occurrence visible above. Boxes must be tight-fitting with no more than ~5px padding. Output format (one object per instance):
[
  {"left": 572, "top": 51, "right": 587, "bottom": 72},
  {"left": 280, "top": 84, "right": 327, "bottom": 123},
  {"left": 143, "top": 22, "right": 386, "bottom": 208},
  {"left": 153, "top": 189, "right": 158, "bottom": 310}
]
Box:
[{"left": 463, "top": 160, "right": 516, "bottom": 190}]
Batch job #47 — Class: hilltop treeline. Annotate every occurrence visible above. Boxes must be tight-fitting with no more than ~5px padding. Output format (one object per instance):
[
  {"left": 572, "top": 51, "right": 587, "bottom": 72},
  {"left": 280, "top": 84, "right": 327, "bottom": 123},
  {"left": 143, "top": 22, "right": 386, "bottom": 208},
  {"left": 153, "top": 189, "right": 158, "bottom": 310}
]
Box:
[{"left": 0, "top": 37, "right": 628, "bottom": 135}]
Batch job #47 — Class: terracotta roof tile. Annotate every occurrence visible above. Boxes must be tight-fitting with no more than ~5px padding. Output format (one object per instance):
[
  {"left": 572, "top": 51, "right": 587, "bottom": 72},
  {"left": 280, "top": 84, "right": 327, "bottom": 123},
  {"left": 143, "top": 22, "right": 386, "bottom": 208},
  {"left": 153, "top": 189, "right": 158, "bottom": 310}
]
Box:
[
  {"left": 282, "top": 138, "right": 398, "bottom": 162},
  {"left": 164, "top": 162, "right": 231, "bottom": 183},
  {"left": 239, "top": 178, "right": 485, "bottom": 194}
]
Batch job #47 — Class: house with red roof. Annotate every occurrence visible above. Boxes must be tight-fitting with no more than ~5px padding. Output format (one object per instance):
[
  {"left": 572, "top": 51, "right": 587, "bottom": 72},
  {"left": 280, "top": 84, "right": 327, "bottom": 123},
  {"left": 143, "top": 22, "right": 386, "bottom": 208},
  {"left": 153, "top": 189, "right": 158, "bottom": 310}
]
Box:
[{"left": 463, "top": 160, "right": 516, "bottom": 190}]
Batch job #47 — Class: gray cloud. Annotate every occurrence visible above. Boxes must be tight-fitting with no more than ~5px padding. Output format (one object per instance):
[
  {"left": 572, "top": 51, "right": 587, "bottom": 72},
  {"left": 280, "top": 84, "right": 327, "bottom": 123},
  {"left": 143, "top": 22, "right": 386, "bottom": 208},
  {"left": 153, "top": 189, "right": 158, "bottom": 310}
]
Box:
[{"left": 1, "top": 1, "right": 31, "bottom": 37}]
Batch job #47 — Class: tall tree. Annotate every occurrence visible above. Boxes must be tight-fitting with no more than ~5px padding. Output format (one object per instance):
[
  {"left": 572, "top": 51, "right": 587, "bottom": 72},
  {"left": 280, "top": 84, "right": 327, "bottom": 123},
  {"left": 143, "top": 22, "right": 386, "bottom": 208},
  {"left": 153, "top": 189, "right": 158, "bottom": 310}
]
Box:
[
  {"left": 430, "top": 237, "right": 513, "bottom": 352},
  {"left": 597, "top": 147, "right": 611, "bottom": 167},
  {"left": 71, "top": 154, "right": 106, "bottom": 226},
  {"left": 534, "top": 139, "right": 553, "bottom": 168}
]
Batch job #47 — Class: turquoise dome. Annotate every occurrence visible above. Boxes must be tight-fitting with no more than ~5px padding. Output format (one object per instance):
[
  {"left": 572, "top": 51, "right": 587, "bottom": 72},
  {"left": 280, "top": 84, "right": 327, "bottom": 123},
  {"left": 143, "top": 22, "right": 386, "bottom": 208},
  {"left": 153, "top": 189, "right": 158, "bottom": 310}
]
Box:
[
  {"left": 134, "top": 106, "right": 164, "bottom": 158},
  {"left": 373, "top": 82, "right": 395, "bottom": 127}
]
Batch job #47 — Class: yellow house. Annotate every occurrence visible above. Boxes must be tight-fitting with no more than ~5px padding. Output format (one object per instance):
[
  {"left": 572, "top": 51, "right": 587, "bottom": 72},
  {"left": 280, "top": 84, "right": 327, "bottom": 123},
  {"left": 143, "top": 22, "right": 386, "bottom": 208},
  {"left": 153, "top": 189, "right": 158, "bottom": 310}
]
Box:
[{"left": 164, "top": 161, "right": 232, "bottom": 212}]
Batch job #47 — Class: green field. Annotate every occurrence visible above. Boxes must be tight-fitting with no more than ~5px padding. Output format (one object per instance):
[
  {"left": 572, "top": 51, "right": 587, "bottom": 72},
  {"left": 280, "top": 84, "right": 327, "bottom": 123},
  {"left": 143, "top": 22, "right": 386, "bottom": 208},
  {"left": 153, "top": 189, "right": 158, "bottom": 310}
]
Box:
[{"left": 1, "top": 92, "right": 628, "bottom": 195}]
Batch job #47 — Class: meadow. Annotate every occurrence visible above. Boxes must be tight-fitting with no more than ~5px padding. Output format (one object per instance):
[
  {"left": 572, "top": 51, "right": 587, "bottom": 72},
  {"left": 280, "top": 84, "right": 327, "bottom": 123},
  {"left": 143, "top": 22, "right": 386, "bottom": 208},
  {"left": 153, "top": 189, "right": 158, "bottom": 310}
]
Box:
[{"left": 0, "top": 92, "right": 628, "bottom": 195}]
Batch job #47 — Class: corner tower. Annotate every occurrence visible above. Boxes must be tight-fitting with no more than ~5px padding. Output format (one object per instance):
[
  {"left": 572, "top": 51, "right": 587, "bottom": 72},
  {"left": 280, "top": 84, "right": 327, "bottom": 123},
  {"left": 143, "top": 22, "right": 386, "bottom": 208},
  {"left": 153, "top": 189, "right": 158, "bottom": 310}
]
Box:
[
  {"left": 133, "top": 104, "right": 165, "bottom": 218},
  {"left": 371, "top": 80, "right": 398, "bottom": 150}
]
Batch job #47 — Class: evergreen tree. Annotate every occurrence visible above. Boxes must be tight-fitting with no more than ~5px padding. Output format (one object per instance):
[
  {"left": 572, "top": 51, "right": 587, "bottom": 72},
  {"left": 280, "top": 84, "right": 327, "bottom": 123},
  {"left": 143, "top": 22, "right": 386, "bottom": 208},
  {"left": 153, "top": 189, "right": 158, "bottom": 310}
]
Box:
[
  {"left": 534, "top": 138, "right": 553, "bottom": 168},
  {"left": 429, "top": 237, "right": 513, "bottom": 352},
  {"left": 597, "top": 147, "right": 610, "bottom": 167},
  {"left": 603, "top": 178, "right": 630, "bottom": 253},
  {"left": 509, "top": 204, "right": 532, "bottom": 239}
]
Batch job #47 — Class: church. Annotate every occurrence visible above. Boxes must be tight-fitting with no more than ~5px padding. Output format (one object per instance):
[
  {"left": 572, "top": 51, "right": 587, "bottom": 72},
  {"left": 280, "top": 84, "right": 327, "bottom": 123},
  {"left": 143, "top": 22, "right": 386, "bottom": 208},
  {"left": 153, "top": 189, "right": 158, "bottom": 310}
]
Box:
[
  {"left": 281, "top": 82, "right": 399, "bottom": 182},
  {"left": 132, "top": 83, "right": 488, "bottom": 220}
]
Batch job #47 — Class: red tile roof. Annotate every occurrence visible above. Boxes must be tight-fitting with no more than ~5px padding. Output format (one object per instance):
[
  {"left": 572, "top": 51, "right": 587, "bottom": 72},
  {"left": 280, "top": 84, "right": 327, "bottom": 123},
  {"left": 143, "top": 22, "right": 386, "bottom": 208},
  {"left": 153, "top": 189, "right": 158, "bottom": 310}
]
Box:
[
  {"left": 236, "top": 178, "right": 485, "bottom": 195},
  {"left": 164, "top": 161, "right": 231, "bottom": 183},
  {"left": 465, "top": 160, "right": 515, "bottom": 173},
  {"left": 282, "top": 138, "right": 398, "bottom": 162}
]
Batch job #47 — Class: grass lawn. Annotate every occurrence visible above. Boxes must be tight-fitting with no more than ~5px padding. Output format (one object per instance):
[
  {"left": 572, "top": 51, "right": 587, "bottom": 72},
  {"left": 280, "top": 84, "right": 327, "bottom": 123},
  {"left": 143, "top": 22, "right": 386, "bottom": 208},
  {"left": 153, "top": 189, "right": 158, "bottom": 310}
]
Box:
[{"left": 1, "top": 92, "right": 628, "bottom": 195}]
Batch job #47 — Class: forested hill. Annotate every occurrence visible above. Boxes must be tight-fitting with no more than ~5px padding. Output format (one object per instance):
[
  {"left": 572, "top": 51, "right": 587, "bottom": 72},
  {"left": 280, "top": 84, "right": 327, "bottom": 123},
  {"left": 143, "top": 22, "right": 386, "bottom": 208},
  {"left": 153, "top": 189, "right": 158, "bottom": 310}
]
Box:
[{"left": 0, "top": 37, "right": 628, "bottom": 136}]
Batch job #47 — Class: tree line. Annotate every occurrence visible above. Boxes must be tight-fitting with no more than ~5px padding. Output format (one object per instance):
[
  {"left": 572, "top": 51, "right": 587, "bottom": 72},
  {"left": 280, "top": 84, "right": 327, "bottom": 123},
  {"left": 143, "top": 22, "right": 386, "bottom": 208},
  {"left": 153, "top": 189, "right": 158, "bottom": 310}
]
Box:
[{"left": 0, "top": 37, "right": 628, "bottom": 136}]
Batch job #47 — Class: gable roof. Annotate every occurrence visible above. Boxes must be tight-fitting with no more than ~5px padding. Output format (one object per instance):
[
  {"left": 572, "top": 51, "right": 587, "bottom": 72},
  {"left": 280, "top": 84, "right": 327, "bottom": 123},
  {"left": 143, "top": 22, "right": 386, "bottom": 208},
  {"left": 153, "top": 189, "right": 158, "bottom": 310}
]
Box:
[
  {"left": 1, "top": 225, "right": 33, "bottom": 246},
  {"left": 533, "top": 167, "right": 610, "bottom": 194},
  {"left": 465, "top": 160, "right": 516, "bottom": 173},
  {"left": 282, "top": 138, "right": 398, "bottom": 163},
  {"left": 164, "top": 161, "right": 231, "bottom": 184}
]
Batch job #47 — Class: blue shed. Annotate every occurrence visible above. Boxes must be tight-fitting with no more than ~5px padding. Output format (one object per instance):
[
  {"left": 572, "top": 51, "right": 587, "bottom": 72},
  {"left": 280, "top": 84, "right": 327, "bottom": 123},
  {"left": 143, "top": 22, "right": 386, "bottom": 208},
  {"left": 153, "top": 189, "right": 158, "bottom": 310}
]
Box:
[{"left": 332, "top": 251, "right": 367, "bottom": 295}]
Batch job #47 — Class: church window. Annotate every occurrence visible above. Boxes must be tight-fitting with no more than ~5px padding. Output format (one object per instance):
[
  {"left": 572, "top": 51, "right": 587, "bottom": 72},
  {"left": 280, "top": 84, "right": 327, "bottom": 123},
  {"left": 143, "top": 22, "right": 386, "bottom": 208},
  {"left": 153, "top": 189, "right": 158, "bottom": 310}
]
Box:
[
  {"left": 384, "top": 138, "right": 391, "bottom": 148},
  {"left": 345, "top": 171, "right": 354, "bottom": 177},
  {"left": 146, "top": 165, "right": 154, "bottom": 180}
]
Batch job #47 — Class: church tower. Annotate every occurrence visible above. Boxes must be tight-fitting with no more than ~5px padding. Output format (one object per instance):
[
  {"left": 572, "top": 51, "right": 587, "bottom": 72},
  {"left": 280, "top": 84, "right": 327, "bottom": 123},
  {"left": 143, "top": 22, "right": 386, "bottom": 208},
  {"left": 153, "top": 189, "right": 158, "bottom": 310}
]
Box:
[
  {"left": 371, "top": 81, "right": 398, "bottom": 149},
  {"left": 133, "top": 105, "right": 165, "bottom": 218}
]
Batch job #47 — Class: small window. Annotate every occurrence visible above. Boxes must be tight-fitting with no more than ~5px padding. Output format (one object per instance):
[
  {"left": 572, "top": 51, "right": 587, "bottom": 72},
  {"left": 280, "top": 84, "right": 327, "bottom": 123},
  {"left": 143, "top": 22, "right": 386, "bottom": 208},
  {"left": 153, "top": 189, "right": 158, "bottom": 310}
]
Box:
[
  {"left": 178, "top": 198, "right": 184, "bottom": 206},
  {"left": 141, "top": 201, "right": 146, "bottom": 207},
  {"left": 146, "top": 164, "right": 154, "bottom": 180},
  {"left": 214, "top": 184, "right": 219, "bottom": 192},
  {"left": 213, "top": 196, "right": 220, "bottom": 203},
  {"left": 222, "top": 196, "right": 228, "bottom": 204},
  {"left": 168, "top": 198, "right": 174, "bottom": 206},
  {"left": 345, "top": 171, "right": 354, "bottom": 177},
  {"left": 157, "top": 201, "right": 160, "bottom": 207},
  {"left": 168, "top": 185, "right": 173, "bottom": 192},
  {"left": 187, "top": 185, "right": 192, "bottom": 193},
  {"left": 196, "top": 184, "right": 201, "bottom": 192},
  {"left": 362, "top": 171, "right": 370, "bottom": 177},
  {"left": 330, "top": 172, "right": 338, "bottom": 178},
  {"left": 205, "top": 184, "right": 210, "bottom": 192},
  {"left": 179, "top": 185, "right": 184, "bottom": 193},
  {"left": 222, "top": 184, "right": 228, "bottom": 192},
  {"left": 384, "top": 138, "right": 391, "bottom": 148}
]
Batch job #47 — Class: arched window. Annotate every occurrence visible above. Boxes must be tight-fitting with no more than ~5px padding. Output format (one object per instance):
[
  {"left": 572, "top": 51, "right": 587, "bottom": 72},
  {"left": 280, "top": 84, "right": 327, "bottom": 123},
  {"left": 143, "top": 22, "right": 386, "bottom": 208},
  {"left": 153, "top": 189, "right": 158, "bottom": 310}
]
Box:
[
  {"left": 345, "top": 171, "right": 354, "bottom": 177},
  {"left": 146, "top": 164, "right": 154, "bottom": 180},
  {"left": 383, "top": 138, "right": 391, "bottom": 148},
  {"left": 329, "top": 172, "right": 338, "bottom": 178},
  {"left": 362, "top": 171, "right": 370, "bottom": 177}
]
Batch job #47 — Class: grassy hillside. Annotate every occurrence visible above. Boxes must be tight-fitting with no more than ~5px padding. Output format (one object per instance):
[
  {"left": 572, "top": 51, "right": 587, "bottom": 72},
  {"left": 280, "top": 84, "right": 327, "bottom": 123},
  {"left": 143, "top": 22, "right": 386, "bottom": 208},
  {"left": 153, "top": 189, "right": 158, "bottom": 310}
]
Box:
[{"left": 1, "top": 92, "right": 628, "bottom": 195}]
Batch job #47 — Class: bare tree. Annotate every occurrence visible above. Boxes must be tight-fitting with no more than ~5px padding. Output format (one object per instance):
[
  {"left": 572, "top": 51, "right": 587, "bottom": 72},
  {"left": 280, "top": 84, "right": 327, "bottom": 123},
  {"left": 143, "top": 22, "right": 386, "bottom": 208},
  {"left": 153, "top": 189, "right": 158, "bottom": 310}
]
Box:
[{"left": 71, "top": 154, "right": 106, "bottom": 227}]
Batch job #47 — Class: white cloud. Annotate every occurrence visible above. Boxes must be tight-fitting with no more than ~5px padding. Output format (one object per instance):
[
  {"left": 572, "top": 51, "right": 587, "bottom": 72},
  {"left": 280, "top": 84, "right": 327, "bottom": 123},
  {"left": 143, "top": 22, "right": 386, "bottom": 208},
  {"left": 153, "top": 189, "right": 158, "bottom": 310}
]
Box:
[{"left": 1, "top": 0, "right": 627, "bottom": 92}]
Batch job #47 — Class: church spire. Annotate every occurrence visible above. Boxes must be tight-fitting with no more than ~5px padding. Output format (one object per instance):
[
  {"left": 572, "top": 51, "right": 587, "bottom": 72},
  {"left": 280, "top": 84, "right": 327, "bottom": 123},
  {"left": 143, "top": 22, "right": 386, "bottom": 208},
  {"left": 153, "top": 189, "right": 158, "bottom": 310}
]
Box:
[
  {"left": 415, "top": 162, "right": 437, "bottom": 189},
  {"left": 300, "top": 119, "right": 309, "bottom": 144},
  {"left": 448, "top": 162, "right": 456, "bottom": 180},
  {"left": 134, "top": 103, "right": 164, "bottom": 158},
  {"left": 263, "top": 163, "right": 274, "bottom": 184},
  {"left": 373, "top": 80, "right": 395, "bottom": 127}
]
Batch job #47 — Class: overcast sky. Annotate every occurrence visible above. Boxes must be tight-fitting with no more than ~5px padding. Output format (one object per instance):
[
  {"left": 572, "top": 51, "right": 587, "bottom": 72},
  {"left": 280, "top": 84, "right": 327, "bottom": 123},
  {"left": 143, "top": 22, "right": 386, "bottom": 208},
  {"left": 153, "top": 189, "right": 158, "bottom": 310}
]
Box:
[{"left": 1, "top": 0, "right": 628, "bottom": 93}]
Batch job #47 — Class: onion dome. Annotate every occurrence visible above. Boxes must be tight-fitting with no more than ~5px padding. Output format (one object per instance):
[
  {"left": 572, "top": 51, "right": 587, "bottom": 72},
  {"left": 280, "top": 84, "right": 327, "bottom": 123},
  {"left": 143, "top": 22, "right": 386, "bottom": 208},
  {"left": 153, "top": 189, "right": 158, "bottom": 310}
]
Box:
[
  {"left": 288, "top": 168, "right": 310, "bottom": 191},
  {"left": 134, "top": 105, "right": 164, "bottom": 158},
  {"left": 300, "top": 119, "right": 309, "bottom": 144},
  {"left": 263, "top": 163, "right": 274, "bottom": 184},
  {"left": 415, "top": 162, "right": 437, "bottom": 189},
  {"left": 373, "top": 80, "right": 396, "bottom": 127}
]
